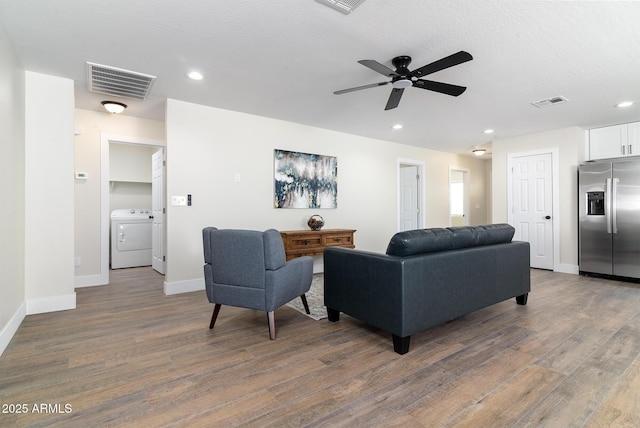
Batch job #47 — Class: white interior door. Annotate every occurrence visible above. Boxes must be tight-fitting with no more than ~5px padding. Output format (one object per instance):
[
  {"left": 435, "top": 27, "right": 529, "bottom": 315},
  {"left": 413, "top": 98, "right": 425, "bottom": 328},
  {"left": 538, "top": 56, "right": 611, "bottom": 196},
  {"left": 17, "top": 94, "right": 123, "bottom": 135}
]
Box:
[
  {"left": 399, "top": 165, "right": 419, "bottom": 231},
  {"left": 152, "top": 149, "right": 166, "bottom": 274},
  {"left": 511, "top": 153, "right": 554, "bottom": 269}
]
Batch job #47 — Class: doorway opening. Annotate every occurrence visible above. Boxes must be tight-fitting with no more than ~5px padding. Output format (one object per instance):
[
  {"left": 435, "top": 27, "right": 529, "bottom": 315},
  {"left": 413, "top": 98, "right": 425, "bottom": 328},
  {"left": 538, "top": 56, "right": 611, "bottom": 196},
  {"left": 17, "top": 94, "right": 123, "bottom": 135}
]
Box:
[
  {"left": 100, "top": 134, "right": 166, "bottom": 285},
  {"left": 449, "top": 167, "right": 469, "bottom": 227},
  {"left": 397, "top": 158, "right": 425, "bottom": 232}
]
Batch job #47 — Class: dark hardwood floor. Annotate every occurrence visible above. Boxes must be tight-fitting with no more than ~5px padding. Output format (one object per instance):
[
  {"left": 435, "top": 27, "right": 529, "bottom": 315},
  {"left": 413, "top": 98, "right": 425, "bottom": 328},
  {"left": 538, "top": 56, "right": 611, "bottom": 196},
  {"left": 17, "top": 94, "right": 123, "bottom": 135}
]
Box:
[{"left": 1, "top": 268, "right": 639, "bottom": 427}]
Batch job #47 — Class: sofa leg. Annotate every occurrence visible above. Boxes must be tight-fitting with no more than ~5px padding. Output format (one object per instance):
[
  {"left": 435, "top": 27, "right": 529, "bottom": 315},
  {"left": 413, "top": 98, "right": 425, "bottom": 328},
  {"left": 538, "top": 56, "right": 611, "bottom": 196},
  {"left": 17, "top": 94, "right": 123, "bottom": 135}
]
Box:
[
  {"left": 392, "top": 334, "right": 411, "bottom": 355},
  {"left": 327, "top": 307, "right": 340, "bottom": 322},
  {"left": 516, "top": 293, "right": 528, "bottom": 305},
  {"left": 209, "top": 304, "right": 222, "bottom": 330}
]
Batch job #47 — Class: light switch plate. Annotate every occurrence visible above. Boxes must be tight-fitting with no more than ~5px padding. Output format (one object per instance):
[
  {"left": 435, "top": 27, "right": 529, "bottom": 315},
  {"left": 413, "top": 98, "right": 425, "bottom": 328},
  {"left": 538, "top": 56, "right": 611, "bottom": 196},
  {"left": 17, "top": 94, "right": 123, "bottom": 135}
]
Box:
[{"left": 171, "top": 195, "right": 187, "bottom": 206}]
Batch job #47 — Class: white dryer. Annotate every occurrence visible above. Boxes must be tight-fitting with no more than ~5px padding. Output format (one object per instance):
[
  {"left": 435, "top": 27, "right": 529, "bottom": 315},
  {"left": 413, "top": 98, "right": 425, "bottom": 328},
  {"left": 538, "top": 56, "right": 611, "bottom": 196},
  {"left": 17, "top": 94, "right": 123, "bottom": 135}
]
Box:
[{"left": 110, "top": 209, "right": 153, "bottom": 269}]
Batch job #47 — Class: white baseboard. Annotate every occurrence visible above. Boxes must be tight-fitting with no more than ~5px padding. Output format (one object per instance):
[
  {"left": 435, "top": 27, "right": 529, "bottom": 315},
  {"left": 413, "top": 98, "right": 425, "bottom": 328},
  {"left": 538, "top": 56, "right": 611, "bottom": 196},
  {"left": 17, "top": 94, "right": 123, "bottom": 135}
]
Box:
[
  {"left": 75, "top": 274, "right": 106, "bottom": 288},
  {"left": 555, "top": 263, "right": 579, "bottom": 275},
  {"left": 26, "top": 293, "right": 76, "bottom": 315},
  {"left": 164, "top": 278, "right": 204, "bottom": 295},
  {"left": 0, "top": 301, "right": 26, "bottom": 357}
]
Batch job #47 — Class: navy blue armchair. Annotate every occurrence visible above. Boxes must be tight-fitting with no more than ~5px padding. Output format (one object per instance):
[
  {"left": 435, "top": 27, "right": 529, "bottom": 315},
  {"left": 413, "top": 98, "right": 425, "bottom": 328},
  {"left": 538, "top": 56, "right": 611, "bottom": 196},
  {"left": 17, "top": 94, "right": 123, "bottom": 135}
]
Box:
[{"left": 203, "top": 227, "right": 313, "bottom": 339}]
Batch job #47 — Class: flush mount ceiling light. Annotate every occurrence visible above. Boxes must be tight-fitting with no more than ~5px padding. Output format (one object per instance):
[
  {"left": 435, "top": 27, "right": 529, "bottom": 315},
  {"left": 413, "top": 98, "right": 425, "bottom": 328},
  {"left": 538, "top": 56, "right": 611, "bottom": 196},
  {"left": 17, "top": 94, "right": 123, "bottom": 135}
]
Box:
[
  {"left": 188, "top": 71, "right": 203, "bottom": 80},
  {"left": 616, "top": 101, "right": 634, "bottom": 108},
  {"left": 472, "top": 148, "right": 487, "bottom": 156},
  {"left": 484, "top": 129, "right": 494, "bottom": 134},
  {"left": 392, "top": 124, "right": 403, "bottom": 130},
  {"left": 101, "top": 101, "right": 127, "bottom": 114}
]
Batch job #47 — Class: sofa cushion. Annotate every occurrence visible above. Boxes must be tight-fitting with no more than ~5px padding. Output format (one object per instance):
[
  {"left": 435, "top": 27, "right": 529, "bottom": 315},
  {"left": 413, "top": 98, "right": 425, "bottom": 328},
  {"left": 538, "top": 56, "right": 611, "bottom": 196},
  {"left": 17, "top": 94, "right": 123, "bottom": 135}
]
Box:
[
  {"left": 386, "top": 228, "right": 453, "bottom": 256},
  {"left": 386, "top": 223, "right": 515, "bottom": 257}
]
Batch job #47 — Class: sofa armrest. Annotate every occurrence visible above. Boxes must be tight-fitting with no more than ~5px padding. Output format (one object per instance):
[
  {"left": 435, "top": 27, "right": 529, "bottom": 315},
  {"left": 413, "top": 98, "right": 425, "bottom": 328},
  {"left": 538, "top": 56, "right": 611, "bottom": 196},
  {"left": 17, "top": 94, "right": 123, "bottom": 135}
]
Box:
[
  {"left": 265, "top": 256, "right": 313, "bottom": 311},
  {"left": 323, "top": 247, "right": 405, "bottom": 334}
]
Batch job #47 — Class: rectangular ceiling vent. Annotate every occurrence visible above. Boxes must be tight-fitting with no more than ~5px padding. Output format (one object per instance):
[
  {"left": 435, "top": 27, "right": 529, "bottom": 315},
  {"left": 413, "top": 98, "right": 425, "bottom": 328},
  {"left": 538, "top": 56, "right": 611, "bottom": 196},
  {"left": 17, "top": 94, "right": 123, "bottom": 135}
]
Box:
[
  {"left": 316, "top": 0, "right": 366, "bottom": 14},
  {"left": 86, "top": 62, "right": 156, "bottom": 100},
  {"left": 531, "top": 96, "right": 569, "bottom": 108}
]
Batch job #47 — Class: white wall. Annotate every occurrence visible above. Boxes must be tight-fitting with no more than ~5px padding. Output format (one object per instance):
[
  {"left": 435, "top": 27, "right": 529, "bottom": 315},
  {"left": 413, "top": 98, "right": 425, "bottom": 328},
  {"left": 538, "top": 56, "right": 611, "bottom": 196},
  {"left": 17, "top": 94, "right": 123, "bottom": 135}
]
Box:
[
  {"left": 74, "top": 109, "right": 165, "bottom": 279},
  {"left": 0, "top": 22, "right": 26, "bottom": 356},
  {"left": 492, "top": 126, "right": 583, "bottom": 271},
  {"left": 164, "top": 99, "right": 488, "bottom": 292},
  {"left": 24, "top": 72, "right": 76, "bottom": 314}
]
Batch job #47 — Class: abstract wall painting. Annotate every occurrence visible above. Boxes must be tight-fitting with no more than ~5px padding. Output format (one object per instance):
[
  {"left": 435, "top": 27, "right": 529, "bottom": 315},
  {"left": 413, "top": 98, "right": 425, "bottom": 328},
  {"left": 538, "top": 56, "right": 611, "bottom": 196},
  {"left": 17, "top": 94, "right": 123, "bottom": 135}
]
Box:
[{"left": 274, "top": 149, "right": 337, "bottom": 209}]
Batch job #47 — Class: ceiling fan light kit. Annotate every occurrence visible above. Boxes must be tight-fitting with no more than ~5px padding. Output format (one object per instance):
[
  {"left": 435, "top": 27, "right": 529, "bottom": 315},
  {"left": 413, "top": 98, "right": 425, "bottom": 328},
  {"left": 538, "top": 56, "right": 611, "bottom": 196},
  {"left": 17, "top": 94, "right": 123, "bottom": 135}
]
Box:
[{"left": 334, "top": 51, "right": 473, "bottom": 110}]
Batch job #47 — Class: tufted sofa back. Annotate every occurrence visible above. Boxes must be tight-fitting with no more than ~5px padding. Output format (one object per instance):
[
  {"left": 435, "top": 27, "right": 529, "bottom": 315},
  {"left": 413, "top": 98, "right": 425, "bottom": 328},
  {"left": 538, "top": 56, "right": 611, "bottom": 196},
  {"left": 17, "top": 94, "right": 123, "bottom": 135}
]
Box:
[{"left": 385, "top": 224, "right": 515, "bottom": 257}]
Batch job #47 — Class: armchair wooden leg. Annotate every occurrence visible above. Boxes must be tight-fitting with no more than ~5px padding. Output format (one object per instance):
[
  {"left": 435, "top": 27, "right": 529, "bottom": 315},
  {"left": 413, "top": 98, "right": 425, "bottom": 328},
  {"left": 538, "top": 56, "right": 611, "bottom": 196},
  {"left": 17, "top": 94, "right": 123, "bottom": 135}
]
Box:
[
  {"left": 267, "top": 311, "right": 276, "bottom": 340},
  {"left": 300, "top": 294, "right": 310, "bottom": 314},
  {"left": 209, "top": 304, "right": 222, "bottom": 330}
]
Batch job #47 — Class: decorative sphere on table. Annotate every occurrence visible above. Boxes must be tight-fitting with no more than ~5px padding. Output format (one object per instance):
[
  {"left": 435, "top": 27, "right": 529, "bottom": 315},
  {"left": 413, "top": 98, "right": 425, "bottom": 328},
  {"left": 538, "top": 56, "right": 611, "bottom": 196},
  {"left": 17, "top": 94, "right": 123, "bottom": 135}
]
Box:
[{"left": 307, "top": 215, "right": 325, "bottom": 231}]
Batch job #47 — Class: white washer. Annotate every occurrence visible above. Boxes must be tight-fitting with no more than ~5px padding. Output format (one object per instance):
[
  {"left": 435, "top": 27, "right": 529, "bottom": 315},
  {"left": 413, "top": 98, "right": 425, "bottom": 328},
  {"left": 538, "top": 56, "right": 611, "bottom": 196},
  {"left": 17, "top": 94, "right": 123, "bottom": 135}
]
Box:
[{"left": 110, "top": 209, "right": 152, "bottom": 269}]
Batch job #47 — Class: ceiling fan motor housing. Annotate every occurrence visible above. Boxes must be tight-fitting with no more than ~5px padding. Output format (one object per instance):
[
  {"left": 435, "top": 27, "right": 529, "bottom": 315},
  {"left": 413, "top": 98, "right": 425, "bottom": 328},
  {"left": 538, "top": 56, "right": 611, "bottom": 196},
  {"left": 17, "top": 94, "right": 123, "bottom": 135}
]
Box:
[
  {"left": 391, "top": 56, "right": 413, "bottom": 89},
  {"left": 392, "top": 56, "right": 412, "bottom": 73}
]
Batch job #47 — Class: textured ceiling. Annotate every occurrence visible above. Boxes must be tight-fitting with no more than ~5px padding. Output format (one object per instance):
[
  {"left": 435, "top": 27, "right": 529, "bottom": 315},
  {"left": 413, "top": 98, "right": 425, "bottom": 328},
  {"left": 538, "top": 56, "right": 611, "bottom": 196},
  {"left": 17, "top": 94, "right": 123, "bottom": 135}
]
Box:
[{"left": 1, "top": 0, "right": 639, "bottom": 155}]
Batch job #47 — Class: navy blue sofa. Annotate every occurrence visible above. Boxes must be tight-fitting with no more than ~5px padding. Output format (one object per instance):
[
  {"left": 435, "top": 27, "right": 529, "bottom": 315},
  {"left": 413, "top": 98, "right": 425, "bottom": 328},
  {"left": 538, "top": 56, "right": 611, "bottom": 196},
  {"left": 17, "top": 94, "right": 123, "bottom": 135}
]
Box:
[{"left": 323, "top": 224, "right": 530, "bottom": 354}]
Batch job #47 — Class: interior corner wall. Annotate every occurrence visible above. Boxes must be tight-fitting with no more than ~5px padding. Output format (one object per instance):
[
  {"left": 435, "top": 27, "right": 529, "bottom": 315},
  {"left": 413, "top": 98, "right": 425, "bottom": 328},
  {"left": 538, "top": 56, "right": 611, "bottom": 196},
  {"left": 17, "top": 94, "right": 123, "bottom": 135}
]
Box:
[
  {"left": 24, "top": 71, "right": 76, "bottom": 314},
  {"left": 491, "top": 126, "right": 583, "bottom": 270},
  {"left": 0, "top": 23, "right": 26, "bottom": 355},
  {"left": 164, "top": 99, "right": 488, "bottom": 289}
]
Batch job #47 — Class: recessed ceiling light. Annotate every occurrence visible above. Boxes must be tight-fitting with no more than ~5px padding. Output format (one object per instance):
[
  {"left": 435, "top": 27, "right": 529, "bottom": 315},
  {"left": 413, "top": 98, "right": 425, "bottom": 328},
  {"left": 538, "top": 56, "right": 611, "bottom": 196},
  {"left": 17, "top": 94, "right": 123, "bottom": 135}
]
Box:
[
  {"left": 392, "top": 124, "right": 403, "bottom": 130},
  {"left": 616, "top": 101, "right": 634, "bottom": 108},
  {"left": 484, "top": 129, "right": 494, "bottom": 134},
  {"left": 188, "top": 71, "right": 203, "bottom": 80}
]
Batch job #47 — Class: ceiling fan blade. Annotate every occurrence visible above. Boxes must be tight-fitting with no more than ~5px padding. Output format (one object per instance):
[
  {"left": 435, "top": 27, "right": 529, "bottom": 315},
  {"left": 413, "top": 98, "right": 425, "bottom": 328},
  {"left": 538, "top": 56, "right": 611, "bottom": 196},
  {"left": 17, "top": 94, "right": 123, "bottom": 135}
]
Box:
[
  {"left": 413, "top": 79, "right": 467, "bottom": 96},
  {"left": 358, "top": 60, "right": 400, "bottom": 77},
  {"left": 385, "top": 88, "right": 404, "bottom": 110},
  {"left": 410, "top": 51, "right": 473, "bottom": 78},
  {"left": 334, "top": 81, "right": 390, "bottom": 95}
]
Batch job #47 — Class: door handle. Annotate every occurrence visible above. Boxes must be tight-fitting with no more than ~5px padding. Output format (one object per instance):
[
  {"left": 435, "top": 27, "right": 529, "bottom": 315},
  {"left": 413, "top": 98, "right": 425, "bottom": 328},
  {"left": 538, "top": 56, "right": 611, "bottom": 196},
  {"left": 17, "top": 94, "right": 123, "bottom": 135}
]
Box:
[{"left": 545, "top": 216, "right": 551, "bottom": 220}]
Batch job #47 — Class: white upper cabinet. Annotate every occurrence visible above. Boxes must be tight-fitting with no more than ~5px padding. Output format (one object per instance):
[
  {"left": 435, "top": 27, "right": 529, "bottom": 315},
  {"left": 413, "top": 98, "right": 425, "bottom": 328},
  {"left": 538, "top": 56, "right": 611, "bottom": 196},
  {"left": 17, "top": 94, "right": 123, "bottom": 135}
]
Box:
[
  {"left": 627, "top": 122, "right": 640, "bottom": 156},
  {"left": 589, "top": 122, "right": 639, "bottom": 160}
]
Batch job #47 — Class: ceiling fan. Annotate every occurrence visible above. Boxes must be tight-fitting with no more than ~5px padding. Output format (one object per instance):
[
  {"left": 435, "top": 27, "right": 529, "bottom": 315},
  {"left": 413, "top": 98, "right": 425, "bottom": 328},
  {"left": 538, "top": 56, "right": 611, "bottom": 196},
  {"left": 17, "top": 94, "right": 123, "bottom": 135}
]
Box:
[{"left": 334, "top": 51, "right": 473, "bottom": 110}]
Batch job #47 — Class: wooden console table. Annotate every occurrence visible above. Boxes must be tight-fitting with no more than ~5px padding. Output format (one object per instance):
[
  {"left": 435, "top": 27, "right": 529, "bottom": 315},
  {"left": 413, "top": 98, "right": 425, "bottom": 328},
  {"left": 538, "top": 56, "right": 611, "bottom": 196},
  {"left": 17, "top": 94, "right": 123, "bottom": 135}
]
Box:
[{"left": 280, "top": 229, "right": 356, "bottom": 261}]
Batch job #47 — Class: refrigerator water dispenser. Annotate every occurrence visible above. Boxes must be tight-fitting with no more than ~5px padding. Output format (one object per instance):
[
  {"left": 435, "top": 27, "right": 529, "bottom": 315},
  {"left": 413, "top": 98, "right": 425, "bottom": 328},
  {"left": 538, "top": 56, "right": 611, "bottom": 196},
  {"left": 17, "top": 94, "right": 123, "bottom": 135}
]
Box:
[{"left": 587, "top": 192, "right": 605, "bottom": 215}]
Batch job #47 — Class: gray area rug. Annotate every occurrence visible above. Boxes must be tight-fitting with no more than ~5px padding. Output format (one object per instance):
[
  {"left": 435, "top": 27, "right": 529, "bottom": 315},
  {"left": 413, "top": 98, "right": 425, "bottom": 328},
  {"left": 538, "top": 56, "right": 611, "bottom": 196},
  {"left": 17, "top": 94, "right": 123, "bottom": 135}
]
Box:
[{"left": 286, "top": 274, "right": 326, "bottom": 320}]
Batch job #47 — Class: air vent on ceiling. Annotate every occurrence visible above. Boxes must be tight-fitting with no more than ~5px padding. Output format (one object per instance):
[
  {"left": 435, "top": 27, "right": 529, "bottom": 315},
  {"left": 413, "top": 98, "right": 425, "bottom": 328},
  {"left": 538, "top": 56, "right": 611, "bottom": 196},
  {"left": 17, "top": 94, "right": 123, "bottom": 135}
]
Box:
[
  {"left": 86, "top": 62, "right": 156, "bottom": 100},
  {"left": 531, "top": 96, "right": 569, "bottom": 108},
  {"left": 316, "top": 0, "right": 366, "bottom": 14}
]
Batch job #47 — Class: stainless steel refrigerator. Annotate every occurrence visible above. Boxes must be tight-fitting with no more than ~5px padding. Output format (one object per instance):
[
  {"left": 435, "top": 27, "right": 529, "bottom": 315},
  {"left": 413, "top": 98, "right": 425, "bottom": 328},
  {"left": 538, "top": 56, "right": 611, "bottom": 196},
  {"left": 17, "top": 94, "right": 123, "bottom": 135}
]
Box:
[{"left": 579, "top": 159, "right": 640, "bottom": 279}]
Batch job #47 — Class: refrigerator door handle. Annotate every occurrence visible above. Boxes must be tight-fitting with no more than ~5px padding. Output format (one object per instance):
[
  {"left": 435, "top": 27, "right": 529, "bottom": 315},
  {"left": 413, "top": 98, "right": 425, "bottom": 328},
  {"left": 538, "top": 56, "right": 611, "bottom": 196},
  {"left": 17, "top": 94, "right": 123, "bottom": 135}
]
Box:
[
  {"left": 612, "top": 177, "right": 619, "bottom": 234},
  {"left": 606, "top": 178, "right": 612, "bottom": 234}
]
